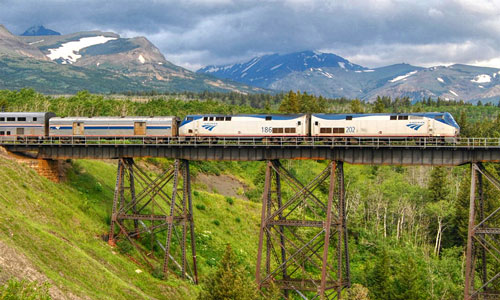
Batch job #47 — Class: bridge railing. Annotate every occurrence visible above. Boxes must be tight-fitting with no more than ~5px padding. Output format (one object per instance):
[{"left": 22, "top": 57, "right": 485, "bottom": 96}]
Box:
[{"left": 1, "top": 136, "right": 500, "bottom": 148}]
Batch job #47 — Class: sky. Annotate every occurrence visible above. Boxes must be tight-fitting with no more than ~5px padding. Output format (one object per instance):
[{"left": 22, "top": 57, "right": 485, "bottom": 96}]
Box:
[{"left": 1, "top": 0, "right": 500, "bottom": 71}]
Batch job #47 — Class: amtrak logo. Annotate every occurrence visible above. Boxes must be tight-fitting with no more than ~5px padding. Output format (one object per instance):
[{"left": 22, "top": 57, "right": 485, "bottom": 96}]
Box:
[
  {"left": 406, "top": 123, "right": 423, "bottom": 131},
  {"left": 202, "top": 124, "right": 217, "bottom": 131}
]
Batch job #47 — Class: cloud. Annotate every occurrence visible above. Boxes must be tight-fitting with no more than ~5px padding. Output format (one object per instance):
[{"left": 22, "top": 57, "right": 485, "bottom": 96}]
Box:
[{"left": 1, "top": 0, "right": 500, "bottom": 70}]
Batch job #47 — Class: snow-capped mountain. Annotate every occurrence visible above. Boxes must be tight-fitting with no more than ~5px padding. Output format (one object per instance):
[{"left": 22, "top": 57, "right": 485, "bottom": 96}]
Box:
[
  {"left": 198, "top": 51, "right": 500, "bottom": 102},
  {"left": 0, "top": 24, "right": 263, "bottom": 94},
  {"left": 198, "top": 51, "right": 365, "bottom": 88}
]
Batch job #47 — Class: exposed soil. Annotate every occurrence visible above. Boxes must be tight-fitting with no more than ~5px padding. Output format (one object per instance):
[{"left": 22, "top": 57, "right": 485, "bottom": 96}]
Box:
[{"left": 194, "top": 173, "right": 248, "bottom": 200}]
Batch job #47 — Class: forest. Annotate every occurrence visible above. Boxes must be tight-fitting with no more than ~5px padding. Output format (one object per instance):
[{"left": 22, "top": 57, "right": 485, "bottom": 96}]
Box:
[{"left": 0, "top": 88, "right": 499, "bottom": 299}]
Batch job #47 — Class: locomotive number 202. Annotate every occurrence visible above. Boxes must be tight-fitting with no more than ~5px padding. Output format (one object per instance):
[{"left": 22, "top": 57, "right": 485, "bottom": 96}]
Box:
[{"left": 345, "top": 126, "right": 355, "bottom": 133}]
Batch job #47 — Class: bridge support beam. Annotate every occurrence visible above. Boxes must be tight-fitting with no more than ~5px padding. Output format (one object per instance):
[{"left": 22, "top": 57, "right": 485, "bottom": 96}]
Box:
[
  {"left": 256, "top": 160, "right": 350, "bottom": 299},
  {"left": 465, "top": 162, "right": 500, "bottom": 299},
  {"left": 108, "top": 158, "right": 197, "bottom": 283}
]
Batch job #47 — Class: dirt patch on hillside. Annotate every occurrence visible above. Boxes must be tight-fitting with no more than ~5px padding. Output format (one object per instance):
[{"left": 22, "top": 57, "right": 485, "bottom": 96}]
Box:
[
  {"left": 194, "top": 173, "right": 248, "bottom": 200},
  {"left": 0, "top": 240, "right": 85, "bottom": 300}
]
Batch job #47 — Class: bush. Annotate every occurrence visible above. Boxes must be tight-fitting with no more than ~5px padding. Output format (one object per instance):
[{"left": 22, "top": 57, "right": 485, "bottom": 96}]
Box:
[
  {"left": 196, "top": 204, "right": 206, "bottom": 211},
  {"left": 0, "top": 278, "right": 51, "bottom": 300},
  {"left": 152, "top": 267, "right": 165, "bottom": 280},
  {"left": 116, "top": 239, "right": 133, "bottom": 254},
  {"left": 235, "top": 217, "right": 241, "bottom": 223},
  {"left": 225, "top": 197, "right": 234, "bottom": 205},
  {"left": 213, "top": 220, "right": 220, "bottom": 226}
]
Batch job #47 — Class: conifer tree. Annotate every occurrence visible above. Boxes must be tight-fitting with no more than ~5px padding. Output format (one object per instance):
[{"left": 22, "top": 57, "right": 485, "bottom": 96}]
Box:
[
  {"left": 428, "top": 167, "right": 449, "bottom": 202},
  {"left": 198, "top": 244, "right": 259, "bottom": 300},
  {"left": 278, "top": 90, "right": 300, "bottom": 113}
]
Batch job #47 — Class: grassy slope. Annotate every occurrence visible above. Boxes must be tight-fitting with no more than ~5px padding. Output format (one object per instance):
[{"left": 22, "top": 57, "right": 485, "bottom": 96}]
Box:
[{"left": 0, "top": 157, "right": 261, "bottom": 299}]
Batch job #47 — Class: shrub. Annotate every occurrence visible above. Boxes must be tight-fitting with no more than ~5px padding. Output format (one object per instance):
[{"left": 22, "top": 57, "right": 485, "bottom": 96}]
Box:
[
  {"left": 196, "top": 204, "right": 206, "bottom": 211},
  {"left": 213, "top": 220, "right": 220, "bottom": 226},
  {"left": 116, "top": 239, "right": 133, "bottom": 254},
  {"left": 0, "top": 278, "right": 51, "bottom": 300},
  {"left": 225, "top": 197, "right": 234, "bottom": 205}
]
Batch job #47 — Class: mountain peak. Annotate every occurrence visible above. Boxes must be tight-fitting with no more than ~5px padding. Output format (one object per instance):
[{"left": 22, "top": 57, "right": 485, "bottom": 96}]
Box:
[
  {"left": 197, "top": 50, "right": 365, "bottom": 88},
  {"left": 21, "top": 25, "right": 60, "bottom": 36}
]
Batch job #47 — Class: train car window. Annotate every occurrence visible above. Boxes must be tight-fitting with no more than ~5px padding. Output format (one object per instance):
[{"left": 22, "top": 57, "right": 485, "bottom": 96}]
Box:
[
  {"left": 266, "top": 116, "right": 272, "bottom": 121},
  {"left": 209, "top": 117, "right": 214, "bottom": 121},
  {"left": 203, "top": 117, "right": 208, "bottom": 121},
  {"left": 315, "top": 121, "right": 319, "bottom": 126},
  {"left": 216, "top": 117, "right": 224, "bottom": 121},
  {"left": 7, "top": 117, "right": 14, "bottom": 121},
  {"left": 272, "top": 128, "right": 284, "bottom": 133},
  {"left": 398, "top": 115, "right": 408, "bottom": 120},
  {"left": 333, "top": 128, "right": 345, "bottom": 133},
  {"left": 0, "top": 118, "right": 4, "bottom": 121},
  {"left": 17, "top": 117, "right": 26, "bottom": 121},
  {"left": 390, "top": 116, "right": 397, "bottom": 120},
  {"left": 346, "top": 116, "right": 352, "bottom": 120},
  {"left": 297, "top": 121, "right": 302, "bottom": 126},
  {"left": 225, "top": 116, "right": 232, "bottom": 121},
  {"left": 0, "top": 131, "right": 4, "bottom": 135},
  {"left": 187, "top": 117, "right": 194, "bottom": 121},
  {"left": 6, "top": 131, "right": 10, "bottom": 135},
  {"left": 33, "top": 117, "right": 37, "bottom": 121},
  {"left": 188, "top": 129, "right": 193, "bottom": 133},
  {"left": 285, "top": 128, "right": 296, "bottom": 133},
  {"left": 434, "top": 115, "right": 444, "bottom": 120},
  {"left": 320, "top": 128, "right": 332, "bottom": 133},
  {"left": 16, "top": 128, "right": 24, "bottom": 135}
]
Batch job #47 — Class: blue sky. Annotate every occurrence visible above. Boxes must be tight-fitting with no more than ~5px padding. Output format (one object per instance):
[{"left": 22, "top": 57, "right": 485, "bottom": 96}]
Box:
[{"left": 1, "top": 0, "right": 500, "bottom": 70}]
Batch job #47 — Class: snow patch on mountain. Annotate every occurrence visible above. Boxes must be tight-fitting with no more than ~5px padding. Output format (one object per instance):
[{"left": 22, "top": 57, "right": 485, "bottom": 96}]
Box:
[
  {"left": 138, "top": 54, "right": 145, "bottom": 64},
  {"left": 47, "top": 36, "right": 117, "bottom": 64},
  {"left": 437, "top": 77, "right": 444, "bottom": 83},
  {"left": 338, "top": 62, "right": 345, "bottom": 69},
  {"left": 389, "top": 71, "right": 418, "bottom": 83},
  {"left": 242, "top": 57, "right": 260, "bottom": 73},
  {"left": 471, "top": 74, "right": 491, "bottom": 83},
  {"left": 28, "top": 40, "right": 44, "bottom": 45},
  {"left": 449, "top": 90, "right": 458, "bottom": 97},
  {"left": 270, "top": 63, "right": 283, "bottom": 71}
]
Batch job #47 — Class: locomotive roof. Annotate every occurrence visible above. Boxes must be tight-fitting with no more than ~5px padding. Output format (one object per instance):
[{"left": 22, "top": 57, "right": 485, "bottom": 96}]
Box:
[
  {"left": 0, "top": 112, "right": 55, "bottom": 117},
  {"left": 184, "top": 114, "right": 306, "bottom": 117},
  {"left": 50, "top": 116, "right": 178, "bottom": 121}
]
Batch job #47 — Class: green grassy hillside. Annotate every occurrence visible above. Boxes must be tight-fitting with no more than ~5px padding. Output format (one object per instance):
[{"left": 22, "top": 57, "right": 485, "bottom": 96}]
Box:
[{"left": 0, "top": 157, "right": 263, "bottom": 299}]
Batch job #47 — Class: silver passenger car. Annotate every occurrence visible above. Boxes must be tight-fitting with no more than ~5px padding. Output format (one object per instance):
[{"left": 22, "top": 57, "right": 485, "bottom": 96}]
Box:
[
  {"left": 49, "top": 116, "right": 179, "bottom": 139},
  {"left": 0, "top": 112, "right": 55, "bottom": 141}
]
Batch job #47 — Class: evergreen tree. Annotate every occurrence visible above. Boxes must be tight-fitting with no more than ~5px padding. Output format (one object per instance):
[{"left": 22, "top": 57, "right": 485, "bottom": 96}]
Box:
[
  {"left": 393, "top": 257, "right": 424, "bottom": 300},
  {"left": 428, "top": 167, "right": 449, "bottom": 202},
  {"left": 278, "top": 90, "right": 300, "bottom": 113},
  {"left": 350, "top": 99, "right": 364, "bottom": 113},
  {"left": 373, "top": 96, "right": 386, "bottom": 113},
  {"left": 367, "top": 249, "right": 394, "bottom": 300},
  {"left": 198, "top": 244, "right": 259, "bottom": 300}
]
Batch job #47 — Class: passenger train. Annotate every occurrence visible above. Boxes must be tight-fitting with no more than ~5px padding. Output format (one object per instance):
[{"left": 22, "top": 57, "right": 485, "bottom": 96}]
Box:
[{"left": 0, "top": 112, "right": 460, "bottom": 142}]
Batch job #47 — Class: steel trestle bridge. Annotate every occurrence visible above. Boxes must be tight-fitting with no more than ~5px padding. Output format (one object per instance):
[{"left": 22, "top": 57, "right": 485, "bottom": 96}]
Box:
[{"left": 3, "top": 136, "right": 500, "bottom": 300}]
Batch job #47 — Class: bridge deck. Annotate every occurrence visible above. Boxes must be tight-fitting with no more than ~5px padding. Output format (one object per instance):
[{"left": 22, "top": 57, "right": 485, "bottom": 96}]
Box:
[{"left": 2, "top": 137, "right": 500, "bottom": 165}]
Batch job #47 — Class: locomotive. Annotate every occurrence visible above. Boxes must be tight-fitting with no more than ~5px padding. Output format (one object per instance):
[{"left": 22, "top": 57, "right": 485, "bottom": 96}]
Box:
[{"left": 0, "top": 112, "right": 460, "bottom": 142}]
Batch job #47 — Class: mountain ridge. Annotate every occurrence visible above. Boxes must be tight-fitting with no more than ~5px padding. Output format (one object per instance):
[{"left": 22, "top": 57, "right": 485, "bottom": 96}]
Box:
[
  {"left": 0, "top": 24, "right": 263, "bottom": 94},
  {"left": 198, "top": 51, "right": 500, "bottom": 102}
]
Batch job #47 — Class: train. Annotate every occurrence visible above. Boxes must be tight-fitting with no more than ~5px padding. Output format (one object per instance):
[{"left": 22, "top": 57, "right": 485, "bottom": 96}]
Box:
[{"left": 0, "top": 112, "right": 460, "bottom": 142}]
